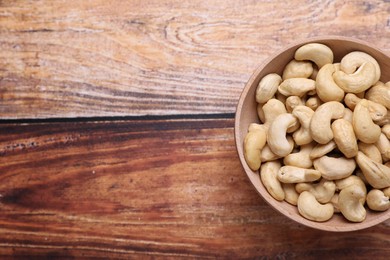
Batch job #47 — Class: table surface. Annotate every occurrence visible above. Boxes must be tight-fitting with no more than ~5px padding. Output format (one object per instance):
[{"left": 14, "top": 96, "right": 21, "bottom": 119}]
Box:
[{"left": 1, "top": 0, "right": 390, "bottom": 258}]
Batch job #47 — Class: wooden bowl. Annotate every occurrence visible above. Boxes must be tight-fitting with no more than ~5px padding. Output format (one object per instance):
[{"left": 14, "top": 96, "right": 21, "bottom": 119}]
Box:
[{"left": 235, "top": 36, "right": 390, "bottom": 231}]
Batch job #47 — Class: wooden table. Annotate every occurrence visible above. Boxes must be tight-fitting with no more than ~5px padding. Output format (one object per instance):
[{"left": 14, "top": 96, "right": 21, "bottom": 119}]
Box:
[{"left": 0, "top": 1, "right": 389, "bottom": 258}]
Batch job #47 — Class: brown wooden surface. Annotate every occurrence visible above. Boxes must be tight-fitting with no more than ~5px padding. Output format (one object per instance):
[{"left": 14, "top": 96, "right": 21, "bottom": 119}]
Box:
[{"left": 0, "top": 0, "right": 390, "bottom": 259}]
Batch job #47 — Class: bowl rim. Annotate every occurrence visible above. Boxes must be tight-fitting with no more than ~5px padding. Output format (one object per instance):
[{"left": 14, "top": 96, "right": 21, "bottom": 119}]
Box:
[{"left": 234, "top": 36, "right": 390, "bottom": 232}]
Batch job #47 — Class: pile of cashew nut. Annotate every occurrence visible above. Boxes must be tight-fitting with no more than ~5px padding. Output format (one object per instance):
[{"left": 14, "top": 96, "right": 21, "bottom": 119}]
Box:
[{"left": 244, "top": 43, "right": 390, "bottom": 222}]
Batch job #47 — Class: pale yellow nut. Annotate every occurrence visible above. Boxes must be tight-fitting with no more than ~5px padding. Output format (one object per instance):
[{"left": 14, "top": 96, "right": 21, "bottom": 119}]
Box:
[
  {"left": 267, "top": 113, "right": 297, "bottom": 157},
  {"left": 294, "top": 43, "right": 334, "bottom": 68},
  {"left": 256, "top": 103, "right": 265, "bottom": 123},
  {"left": 260, "top": 144, "right": 281, "bottom": 162},
  {"left": 316, "top": 63, "right": 345, "bottom": 102},
  {"left": 335, "top": 175, "right": 367, "bottom": 196},
  {"left": 382, "top": 124, "right": 390, "bottom": 139},
  {"left": 309, "top": 141, "right": 337, "bottom": 160},
  {"left": 260, "top": 161, "right": 285, "bottom": 201},
  {"left": 330, "top": 193, "right": 340, "bottom": 213},
  {"left": 358, "top": 142, "right": 382, "bottom": 164},
  {"left": 333, "top": 62, "right": 377, "bottom": 94},
  {"left": 310, "top": 101, "right": 345, "bottom": 144},
  {"left": 366, "top": 82, "right": 390, "bottom": 109},
  {"left": 244, "top": 128, "right": 267, "bottom": 171},
  {"left": 355, "top": 151, "right": 390, "bottom": 189},
  {"left": 338, "top": 185, "right": 367, "bottom": 223},
  {"left": 305, "top": 96, "right": 323, "bottom": 111},
  {"left": 286, "top": 96, "right": 305, "bottom": 113},
  {"left": 352, "top": 99, "right": 381, "bottom": 144},
  {"left": 366, "top": 189, "right": 390, "bottom": 211},
  {"left": 262, "top": 99, "right": 287, "bottom": 126},
  {"left": 344, "top": 93, "right": 387, "bottom": 121},
  {"left": 282, "top": 59, "right": 314, "bottom": 80},
  {"left": 343, "top": 108, "right": 353, "bottom": 123},
  {"left": 340, "top": 51, "right": 381, "bottom": 83},
  {"left": 283, "top": 142, "right": 315, "bottom": 169},
  {"left": 331, "top": 119, "right": 358, "bottom": 158},
  {"left": 277, "top": 166, "right": 321, "bottom": 183},
  {"left": 256, "top": 73, "right": 282, "bottom": 104},
  {"left": 297, "top": 191, "right": 334, "bottom": 222},
  {"left": 292, "top": 105, "right": 315, "bottom": 145},
  {"left": 313, "top": 156, "right": 356, "bottom": 180},
  {"left": 282, "top": 183, "right": 299, "bottom": 206},
  {"left": 375, "top": 133, "right": 390, "bottom": 162},
  {"left": 278, "top": 78, "right": 316, "bottom": 97},
  {"left": 296, "top": 178, "right": 336, "bottom": 204},
  {"left": 374, "top": 110, "right": 390, "bottom": 126}
]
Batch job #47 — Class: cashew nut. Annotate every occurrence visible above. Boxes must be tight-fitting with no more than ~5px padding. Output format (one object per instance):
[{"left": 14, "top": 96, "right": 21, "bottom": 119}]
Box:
[
  {"left": 244, "top": 127, "right": 267, "bottom": 171},
  {"left": 383, "top": 187, "right": 390, "bottom": 197},
  {"left": 256, "top": 104, "right": 265, "bottom": 123},
  {"left": 340, "top": 51, "right": 381, "bottom": 83},
  {"left": 262, "top": 98, "right": 287, "bottom": 126},
  {"left": 286, "top": 96, "right": 305, "bottom": 113},
  {"left": 261, "top": 144, "right": 281, "bottom": 162},
  {"left": 267, "top": 113, "right": 297, "bottom": 157},
  {"left": 382, "top": 124, "right": 390, "bottom": 139},
  {"left": 292, "top": 105, "right": 315, "bottom": 145},
  {"left": 375, "top": 110, "right": 390, "bottom": 126},
  {"left": 282, "top": 183, "right": 299, "bottom": 206},
  {"left": 256, "top": 73, "right": 282, "bottom": 104},
  {"left": 282, "top": 59, "right": 314, "bottom": 80},
  {"left": 294, "top": 43, "right": 334, "bottom": 68},
  {"left": 309, "top": 141, "right": 337, "bottom": 160},
  {"left": 260, "top": 161, "right": 285, "bottom": 201},
  {"left": 335, "top": 175, "right": 367, "bottom": 193},
  {"left": 366, "top": 81, "right": 390, "bottom": 109},
  {"left": 310, "top": 101, "right": 345, "bottom": 144},
  {"left": 355, "top": 151, "right": 390, "bottom": 189},
  {"left": 331, "top": 119, "right": 358, "bottom": 158},
  {"left": 344, "top": 94, "right": 387, "bottom": 121},
  {"left": 338, "top": 184, "right": 367, "bottom": 222},
  {"left": 305, "top": 96, "right": 323, "bottom": 111},
  {"left": 366, "top": 189, "right": 390, "bottom": 211},
  {"left": 375, "top": 133, "right": 390, "bottom": 162},
  {"left": 333, "top": 61, "right": 377, "bottom": 93},
  {"left": 277, "top": 166, "right": 321, "bottom": 183},
  {"left": 352, "top": 99, "right": 381, "bottom": 144},
  {"left": 316, "top": 63, "right": 345, "bottom": 102},
  {"left": 283, "top": 142, "right": 315, "bottom": 168},
  {"left": 330, "top": 193, "right": 340, "bottom": 213},
  {"left": 313, "top": 156, "right": 356, "bottom": 180},
  {"left": 358, "top": 142, "right": 382, "bottom": 164},
  {"left": 278, "top": 78, "right": 316, "bottom": 97},
  {"left": 297, "top": 191, "right": 334, "bottom": 222},
  {"left": 296, "top": 178, "right": 336, "bottom": 203},
  {"left": 343, "top": 108, "right": 353, "bottom": 123}
]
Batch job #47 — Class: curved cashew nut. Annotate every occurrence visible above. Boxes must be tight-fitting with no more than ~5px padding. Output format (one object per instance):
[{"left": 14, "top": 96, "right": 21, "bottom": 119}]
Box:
[
  {"left": 366, "top": 81, "right": 390, "bottom": 109},
  {"left": 313, "top": 156, "right": 356, "bottom": 180},
  {"left": 316, "top": 63, "right": 345, "bottom": 102},
  {"left": 331, "top": 119, "right": 358, "bottom": 158},
  {"left": 338, "top": 184, "right": 367, "bottom": 222},
  {"left": 286, "top": 96, "right": 305, "bottom": 113},
  {"left": 340, "top": 51, "right": 381, "bottom": 83},
  {"left": 282, "top": 59, "right": 313, "bottom": 80},
  {"left": 244, "top": 127, "right": 267, "bottom": 171},
  {"left": 309, "top": 141, "right": 337, "bottom": 160},
  {"left": 282, "top": 183, "right": 299, "bottom": 206},
  {"left": 310, "top": 101, "right": 345, "bottom": 144},
  {"left": 267, "top": 113, "right": 297, "bottom": 157},
  {"left": 344, "top": 94, "right": 387, "bottom": 121},
  {"left": 260, "top": 161, "right": 285, "bottom": 201},
  {"left": 277, "top": 166, "right": 321, "bottom": 183},
  {"left": 297, "top": 191, "right": 334, "bottom": 222},
  {"left": 353, "top": 99, "right": 381, "bottom": 144},
  {"left": 358, "top": 142, "right": 382, "bottom": 164},
  {"left": 283, "top": 142, "right": 315, "bottom": 168},
  {"left": 366, "top": 189, "right": 390, "bottom": 211},
  {"left": 256, "top": 73, "right": 282, "bottom": 104},
  {"left": 333, "top": 61, "right": 377, "bottom": 93},
  {"left": 305, "top": 96, "right": 323, "bottom": 111},
  {"left": 375, "top": 133, "right": 390, "bottom": 162},
  {"left": 262, "top": 99, "right": 287, "bottom": 126},
  {"left": 355, "top": 151, "right": 390, "bottom": 189},
  {"left": 296, "top": 178, "right": 336, "bottom": 203},
  {"left": 278, "top": 78, "right": 316, "bottom": 97},
  {"left": 335, "top": 175, "right": 367, "bottom": 194},
  {"left": 382, "top": 124, "right": 390, "bottom": 139},
  {"left": 292, "top": 105, "right": 315, "bottom": 145},
  {"left": 294, "top": 43, "right": 334, "bottom": 68}
]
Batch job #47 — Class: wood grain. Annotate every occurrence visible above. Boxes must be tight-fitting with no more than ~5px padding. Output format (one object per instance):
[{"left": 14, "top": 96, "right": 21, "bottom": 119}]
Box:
[
  {"left": 0, "top": 118, "right": 389, "bottom": 258},
  {"left": 1, "top": 0, "right": 390, "bottom": 118}
]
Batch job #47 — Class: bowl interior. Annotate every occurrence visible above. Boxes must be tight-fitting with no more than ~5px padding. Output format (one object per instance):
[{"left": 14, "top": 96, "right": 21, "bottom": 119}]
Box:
[{"left": 235, "top": 37, "right": 390, "bottom": 231}]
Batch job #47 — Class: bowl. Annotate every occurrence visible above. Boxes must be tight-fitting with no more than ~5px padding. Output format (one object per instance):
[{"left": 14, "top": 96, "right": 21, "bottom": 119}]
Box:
[{"left": 235, "top": 36, "right": 390, "bottom": 231}]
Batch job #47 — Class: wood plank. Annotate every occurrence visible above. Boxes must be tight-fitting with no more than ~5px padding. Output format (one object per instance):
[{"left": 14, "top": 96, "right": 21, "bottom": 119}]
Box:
[
  {"left": 0, "top": 118, "right": 389, "bottom": 258},
  {"left": 1, "top": 0, "right": 390, "bottom": 118}
]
